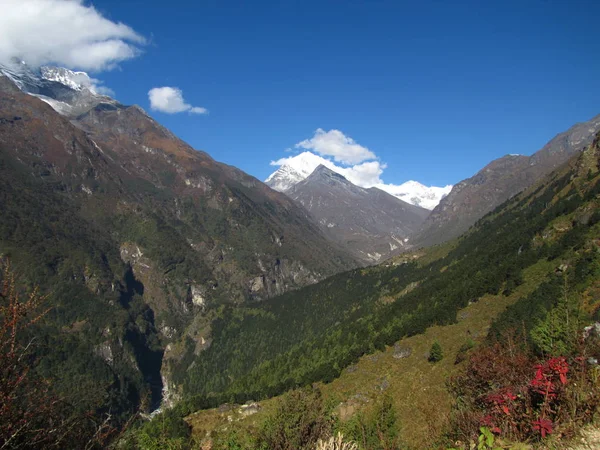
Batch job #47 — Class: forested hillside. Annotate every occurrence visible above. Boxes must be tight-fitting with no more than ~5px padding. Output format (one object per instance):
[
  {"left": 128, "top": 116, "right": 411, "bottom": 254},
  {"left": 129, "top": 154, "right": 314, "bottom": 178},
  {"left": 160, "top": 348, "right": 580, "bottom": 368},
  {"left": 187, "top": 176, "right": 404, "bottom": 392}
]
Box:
[
  {"left": 173, "top": 133, "right": 600, "bottom": 404},
  {"left": 138, "top": 133, "right": 600, "bottom": 449}
]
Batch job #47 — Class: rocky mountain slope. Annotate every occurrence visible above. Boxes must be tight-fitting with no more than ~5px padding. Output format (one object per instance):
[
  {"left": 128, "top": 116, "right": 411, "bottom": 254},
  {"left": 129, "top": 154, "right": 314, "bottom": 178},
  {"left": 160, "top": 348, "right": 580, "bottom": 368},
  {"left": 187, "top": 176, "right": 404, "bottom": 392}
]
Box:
[
  {"left": 0, "top": 69, "right": 357, "bottom": 417},
  {"left": 414, "top": 113, "right": 600, "bottom": 246},
  {"left": 265, "top": 151, "right": 451, "bottom": 209},
  {"left": 287, "top": 165, "right": 429, "bottom": 263}
]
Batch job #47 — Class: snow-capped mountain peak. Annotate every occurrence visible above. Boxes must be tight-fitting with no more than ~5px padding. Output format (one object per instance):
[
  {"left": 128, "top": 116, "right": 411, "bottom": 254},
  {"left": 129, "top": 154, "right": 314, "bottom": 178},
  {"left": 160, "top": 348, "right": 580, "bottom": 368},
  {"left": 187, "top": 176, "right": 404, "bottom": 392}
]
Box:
[
  {"left": 374, "top": 180, "right": 452, "bottom": 210},
  {"left": 265, "top": 152, "right": 334, "bottom": 192},
  {"left": 0, "top": 60, "right": 117, "bottom": 117},
  {"left": 40, "top": 66, "right": 95, "bottom": 93},
  {"left": 266, "top": 152, "right": 452, "bottom": 210}
]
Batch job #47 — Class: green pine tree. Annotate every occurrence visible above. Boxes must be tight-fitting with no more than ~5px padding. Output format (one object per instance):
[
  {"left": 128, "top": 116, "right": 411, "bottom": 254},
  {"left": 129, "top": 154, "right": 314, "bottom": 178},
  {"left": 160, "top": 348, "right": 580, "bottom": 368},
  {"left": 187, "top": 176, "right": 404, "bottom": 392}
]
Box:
[{"left": 428, "top": 341, "right": 443, "bottom": 362}]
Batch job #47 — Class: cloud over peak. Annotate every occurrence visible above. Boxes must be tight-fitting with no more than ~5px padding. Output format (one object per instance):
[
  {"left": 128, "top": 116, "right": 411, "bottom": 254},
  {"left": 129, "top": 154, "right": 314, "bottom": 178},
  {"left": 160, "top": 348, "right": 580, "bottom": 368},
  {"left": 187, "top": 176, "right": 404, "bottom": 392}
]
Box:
[
  {"left": 148, "top": 87, "right": 208, "bottom": 115},
  {"left": 270, "top": 151, "right": 386, "bottom": 188},
  {"left": 296, "top": 128, "right": 376, "bottom": 165},
  {"left": 0, "top": 0, "right": 145, "bottom": 71}
]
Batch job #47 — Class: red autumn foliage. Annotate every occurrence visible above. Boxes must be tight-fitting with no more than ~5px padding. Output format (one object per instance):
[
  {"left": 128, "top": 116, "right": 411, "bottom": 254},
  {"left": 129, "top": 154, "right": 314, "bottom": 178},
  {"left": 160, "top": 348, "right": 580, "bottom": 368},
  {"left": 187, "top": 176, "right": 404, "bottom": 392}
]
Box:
[
  {"left": 448, "top": 331, "right": 600, "bottom": 445},
  {"left": 530, "top": 357, "right": 569, "bottom": 398},
  {"left": 532, "top": 418, "right": 553, "bottom": 438}
]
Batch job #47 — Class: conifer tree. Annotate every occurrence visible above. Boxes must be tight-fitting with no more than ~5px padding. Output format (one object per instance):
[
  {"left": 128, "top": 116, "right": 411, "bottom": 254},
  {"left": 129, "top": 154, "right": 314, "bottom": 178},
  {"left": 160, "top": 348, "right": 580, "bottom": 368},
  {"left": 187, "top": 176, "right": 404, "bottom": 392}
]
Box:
[{"left": 428, "top": 341, "right": 443, "bottom": 362}]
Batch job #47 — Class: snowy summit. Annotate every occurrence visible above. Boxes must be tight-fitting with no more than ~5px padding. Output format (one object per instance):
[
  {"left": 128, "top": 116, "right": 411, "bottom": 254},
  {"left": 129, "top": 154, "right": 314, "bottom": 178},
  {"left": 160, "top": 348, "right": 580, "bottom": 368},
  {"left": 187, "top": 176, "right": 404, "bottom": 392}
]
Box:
[
  {"left": 0, "top": 60, "right": 117, "bottom": 117},
  {"left": 266, "top": 152, "right": 452, "bottom": 210}
]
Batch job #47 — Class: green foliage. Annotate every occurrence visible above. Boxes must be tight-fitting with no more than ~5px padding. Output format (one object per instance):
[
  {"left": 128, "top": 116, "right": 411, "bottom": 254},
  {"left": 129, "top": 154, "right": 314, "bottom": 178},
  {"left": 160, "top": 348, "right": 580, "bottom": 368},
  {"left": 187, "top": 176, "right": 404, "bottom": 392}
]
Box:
[
  {"left": 530, "top": 284, "right": 583, "bottom": 356},
  {"left": 338, "top": 395, "right": 402, "bottom": 450},
  {"left": 428, "top": 341, "right": 444, "bottom": 363},
  {"left": 477, "top": 427, "right": 502, "bottom": 450},
  {"left": 0, "top": 154, "right": 165, "bottom": 422},
  {"left": 134, "top": 408, "right": 192, "bottom": 450},
  {"left": 256, "top": 387, "right": 333, "bottom": 450}
]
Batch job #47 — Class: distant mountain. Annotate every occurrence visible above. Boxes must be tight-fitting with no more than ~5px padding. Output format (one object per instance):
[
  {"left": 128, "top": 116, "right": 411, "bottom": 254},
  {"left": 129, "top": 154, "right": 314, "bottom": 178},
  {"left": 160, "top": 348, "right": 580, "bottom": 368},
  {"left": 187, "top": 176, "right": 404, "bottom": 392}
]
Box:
[
  {"left": 265, "top": 151, "right": 328, "bottom": 192},
  {"left": 265, "top": 151, "right": 451, "bottom": 210},
  {"left": 374, "top": 180, "right": 452, "bottom": 210},
  {"left": 287, "top": 165, "right": 430, "bottom": 263},
  {"left": 414, "top": 113, "right": 600, "bottom": 247}
]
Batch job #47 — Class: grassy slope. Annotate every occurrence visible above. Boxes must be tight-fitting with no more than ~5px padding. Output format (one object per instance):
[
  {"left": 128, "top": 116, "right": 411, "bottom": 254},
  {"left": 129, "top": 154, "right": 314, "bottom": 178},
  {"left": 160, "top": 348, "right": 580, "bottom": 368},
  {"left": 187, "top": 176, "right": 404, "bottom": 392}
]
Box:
[{"left": 185, "top": 258, "right": 555, "bottom": 448}]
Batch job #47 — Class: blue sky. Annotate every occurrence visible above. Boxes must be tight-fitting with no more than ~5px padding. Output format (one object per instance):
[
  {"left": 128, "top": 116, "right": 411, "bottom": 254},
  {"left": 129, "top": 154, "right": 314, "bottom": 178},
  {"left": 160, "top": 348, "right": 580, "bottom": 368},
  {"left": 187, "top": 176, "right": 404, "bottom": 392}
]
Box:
[{"left": 4, "top": 0, "right": 600, "bottom": 187}]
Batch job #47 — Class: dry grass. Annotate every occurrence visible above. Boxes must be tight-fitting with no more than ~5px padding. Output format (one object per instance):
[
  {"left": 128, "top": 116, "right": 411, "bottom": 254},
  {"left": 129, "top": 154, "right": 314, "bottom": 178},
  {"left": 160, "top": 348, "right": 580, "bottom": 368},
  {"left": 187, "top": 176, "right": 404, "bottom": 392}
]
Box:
[{"left": 316, "top": 433, "right": 359, "bottom": 450}]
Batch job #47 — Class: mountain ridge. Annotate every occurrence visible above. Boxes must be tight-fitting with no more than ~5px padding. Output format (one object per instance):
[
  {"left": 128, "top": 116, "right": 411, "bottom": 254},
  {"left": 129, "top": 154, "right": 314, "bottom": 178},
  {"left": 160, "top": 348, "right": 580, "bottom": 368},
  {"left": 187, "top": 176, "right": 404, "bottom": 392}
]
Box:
[{"left": 414, "top": 113, "right": 600, "bottom": 247}]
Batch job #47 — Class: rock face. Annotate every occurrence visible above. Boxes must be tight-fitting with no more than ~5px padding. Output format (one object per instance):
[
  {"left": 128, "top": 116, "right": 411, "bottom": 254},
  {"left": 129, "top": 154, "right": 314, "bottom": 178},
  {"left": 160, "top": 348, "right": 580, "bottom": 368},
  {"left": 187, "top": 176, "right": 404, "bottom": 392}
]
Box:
[
  {"left": 414, "top": 113, "right": 600, "bottom": 247},
  {"left": 287, "top": 165, "right": 430, "bottom": 263}
]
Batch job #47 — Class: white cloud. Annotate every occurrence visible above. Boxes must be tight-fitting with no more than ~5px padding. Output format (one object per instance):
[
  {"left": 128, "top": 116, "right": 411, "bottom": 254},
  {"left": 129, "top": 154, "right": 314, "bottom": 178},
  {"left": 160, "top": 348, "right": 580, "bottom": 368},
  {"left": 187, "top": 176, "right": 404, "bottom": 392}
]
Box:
[
  {"left": 341, "top": 161, "right": 386, "bottom": 187},
  {"left": 87, "top": 79, "right": 114, "bottom": 97},
  {"left": 71, "top": 72, "right": 113, "bottom": 95},
  {"left": 295, "top": 128, "right": 376, "bottom": 165},
  {"left": 189, "top": 106, "right": 209, "bottom": 114},
  {"left": 0, "top": 0, "right": 145, "bottom": 71},
  {"left": 148, "top": 87, "right": 208, "bottom": 115}
]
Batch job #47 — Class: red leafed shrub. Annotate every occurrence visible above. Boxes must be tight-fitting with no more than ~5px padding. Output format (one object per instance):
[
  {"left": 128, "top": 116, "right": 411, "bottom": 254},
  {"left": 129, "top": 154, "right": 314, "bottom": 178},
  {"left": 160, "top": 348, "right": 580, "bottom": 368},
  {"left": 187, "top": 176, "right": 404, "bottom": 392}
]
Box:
[
  {"left": 532, "top": 418, "right": 553, "bottom": 438},
  {"left": 448, "top": 332, "right": 600, "bottom": 444},
  {"left": 530, "top": 357, "right": 568, "bottom": 398}
]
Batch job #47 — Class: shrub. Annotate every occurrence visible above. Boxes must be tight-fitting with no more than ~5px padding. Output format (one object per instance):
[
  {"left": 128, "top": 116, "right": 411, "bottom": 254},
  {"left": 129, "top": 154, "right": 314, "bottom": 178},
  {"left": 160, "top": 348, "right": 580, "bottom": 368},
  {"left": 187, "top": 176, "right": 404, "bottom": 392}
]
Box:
[
  {"left": 455, "top": 338, "right": 476, "bottom": 365},
  {"left": 530, "top": 287, "right": 583, "bottom": 356},
  {"left": 257, "top": 386, "right": 333, "bottom": 450},
  {"left": 315, "top": 433, "right": 358, "bottom": 450},
  {"left": 337, "top": 395, "right": 402, "bottom": 450},
  {"left": 134, "top": 407, "right": 192, "bottom": 450},
  {"left": 448, "top": 330, "right": 600, "bottom": 444},
  {"left": 428, "top": 341, "right": 443, "bottom": 363}
]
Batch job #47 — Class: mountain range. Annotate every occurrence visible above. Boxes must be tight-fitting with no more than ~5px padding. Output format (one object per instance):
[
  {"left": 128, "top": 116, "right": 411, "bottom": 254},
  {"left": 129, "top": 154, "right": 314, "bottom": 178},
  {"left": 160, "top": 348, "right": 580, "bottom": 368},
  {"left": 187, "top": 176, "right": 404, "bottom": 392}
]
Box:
[
  {"left": 265, "top": 150, "right": 452, "bottom": 210},
  {"left": 0, "top": 63, "right": 358, "bottom": 415}
]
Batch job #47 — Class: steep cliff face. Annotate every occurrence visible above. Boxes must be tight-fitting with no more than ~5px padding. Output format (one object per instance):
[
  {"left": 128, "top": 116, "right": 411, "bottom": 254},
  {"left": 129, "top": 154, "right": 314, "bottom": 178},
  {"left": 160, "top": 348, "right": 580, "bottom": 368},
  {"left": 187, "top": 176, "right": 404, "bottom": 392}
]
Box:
[{"left": 414, "top": 113, "right": 600, "bottom": 247}]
